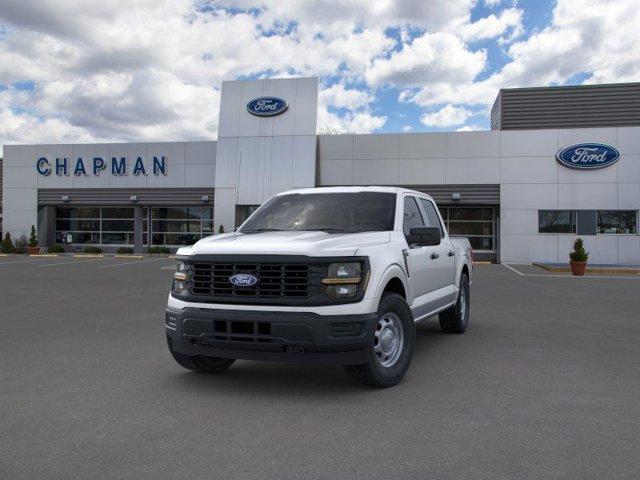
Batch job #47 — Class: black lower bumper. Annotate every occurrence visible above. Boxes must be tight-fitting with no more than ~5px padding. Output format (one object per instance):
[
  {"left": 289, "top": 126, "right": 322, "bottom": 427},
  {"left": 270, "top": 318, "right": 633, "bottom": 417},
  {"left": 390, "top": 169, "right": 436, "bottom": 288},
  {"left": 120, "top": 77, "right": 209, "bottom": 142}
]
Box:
[{"left": 166, "top": 307, "right": 378, "bottom": 365}]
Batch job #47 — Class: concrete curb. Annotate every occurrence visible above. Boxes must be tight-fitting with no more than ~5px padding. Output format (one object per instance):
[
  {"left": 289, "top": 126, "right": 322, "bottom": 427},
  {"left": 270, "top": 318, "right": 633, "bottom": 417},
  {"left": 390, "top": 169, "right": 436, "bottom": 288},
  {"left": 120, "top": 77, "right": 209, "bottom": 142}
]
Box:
[
  {"left": 533, "top": 262, "right": 640, "bottom": 275},
  {"left": 73, "top": 254, "right": 105, "bottom": 258}
]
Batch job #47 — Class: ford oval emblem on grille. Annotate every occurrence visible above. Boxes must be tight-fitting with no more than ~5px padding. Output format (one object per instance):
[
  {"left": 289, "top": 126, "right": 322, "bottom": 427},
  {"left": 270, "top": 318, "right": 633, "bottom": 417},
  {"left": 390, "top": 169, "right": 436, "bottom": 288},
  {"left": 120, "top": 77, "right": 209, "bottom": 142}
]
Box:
[{"left": 229, "top": 273, "right": 259, "bottom": 287}]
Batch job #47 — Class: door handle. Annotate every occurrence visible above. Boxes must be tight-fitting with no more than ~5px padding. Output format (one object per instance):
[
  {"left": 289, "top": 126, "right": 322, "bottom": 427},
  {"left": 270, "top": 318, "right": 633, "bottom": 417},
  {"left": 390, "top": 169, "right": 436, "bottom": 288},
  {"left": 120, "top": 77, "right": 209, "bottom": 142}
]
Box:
[
  {"left": 448, "top": 250, "right": 455, "bottom": 257},
  {"left": 430, "top": 252, "right": 439, "bottom": 260}
]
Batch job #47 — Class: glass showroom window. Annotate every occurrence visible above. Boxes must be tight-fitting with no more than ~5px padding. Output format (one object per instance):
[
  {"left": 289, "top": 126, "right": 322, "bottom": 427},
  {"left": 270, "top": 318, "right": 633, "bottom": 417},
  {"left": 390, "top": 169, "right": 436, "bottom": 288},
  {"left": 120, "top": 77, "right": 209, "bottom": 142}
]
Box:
[
  {"left": 441, "top": 207, "right": 495, "bottom": 251},
  {"left": 597, "top": 211, "right": 638, "bottom": 234},
  {"left": 538, "top": 210, "right": 577, "bottom": 233},
  {"left": 55, "top": 207, "right": 138, "bottom": 244},
  {"left": 150, "top": 206, "right": 214, "bottom": 246}
]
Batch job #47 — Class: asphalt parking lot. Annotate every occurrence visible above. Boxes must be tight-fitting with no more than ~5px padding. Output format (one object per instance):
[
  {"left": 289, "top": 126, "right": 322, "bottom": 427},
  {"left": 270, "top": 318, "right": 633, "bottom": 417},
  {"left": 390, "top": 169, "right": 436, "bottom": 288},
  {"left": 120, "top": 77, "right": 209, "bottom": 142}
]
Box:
[{"left": 1, "top": 256, "right": 639, "bottom": 479}]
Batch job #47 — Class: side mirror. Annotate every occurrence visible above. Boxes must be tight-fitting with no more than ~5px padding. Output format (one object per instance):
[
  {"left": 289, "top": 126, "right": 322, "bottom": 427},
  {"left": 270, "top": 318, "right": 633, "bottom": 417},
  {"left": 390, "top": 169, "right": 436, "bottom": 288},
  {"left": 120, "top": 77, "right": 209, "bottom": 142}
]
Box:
[{"left": 406, "top": 227, "right": 441, "bottom": 247}]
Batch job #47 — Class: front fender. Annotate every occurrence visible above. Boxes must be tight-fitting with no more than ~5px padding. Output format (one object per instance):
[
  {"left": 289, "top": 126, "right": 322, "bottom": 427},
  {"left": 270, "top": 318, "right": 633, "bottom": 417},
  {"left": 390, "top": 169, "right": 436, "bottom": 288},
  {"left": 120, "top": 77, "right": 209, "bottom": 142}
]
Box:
[{"left": 368, "top": 263, "right": 410, "bottom": 304}]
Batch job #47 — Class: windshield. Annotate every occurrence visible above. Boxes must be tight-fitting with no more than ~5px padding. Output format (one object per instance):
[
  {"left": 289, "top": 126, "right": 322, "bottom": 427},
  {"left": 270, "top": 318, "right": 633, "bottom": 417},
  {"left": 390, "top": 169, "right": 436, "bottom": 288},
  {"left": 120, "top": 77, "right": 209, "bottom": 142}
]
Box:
[{"left": 239, "top": 192, "right": 396, "bottom": 233}]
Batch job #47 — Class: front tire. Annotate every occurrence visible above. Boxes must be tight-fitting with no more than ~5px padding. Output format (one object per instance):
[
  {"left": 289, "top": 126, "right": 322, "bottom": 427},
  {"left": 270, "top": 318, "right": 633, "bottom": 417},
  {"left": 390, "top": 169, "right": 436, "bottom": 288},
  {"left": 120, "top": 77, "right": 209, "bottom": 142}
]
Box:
[
  {"left": 344, "top": 293, "right": 415, "bottom": 388},
  {"left": 439, "top": 273, "right": 470, "bottom": 334},
  {"left": 167, "top": 336, "right": 236, "bottom": 373}
]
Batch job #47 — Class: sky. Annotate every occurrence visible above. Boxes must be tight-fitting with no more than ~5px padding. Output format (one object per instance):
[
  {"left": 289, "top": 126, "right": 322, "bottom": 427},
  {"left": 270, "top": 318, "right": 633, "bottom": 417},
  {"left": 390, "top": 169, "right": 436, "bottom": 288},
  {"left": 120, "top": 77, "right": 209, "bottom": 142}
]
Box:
[{"left": 0, "top": 0, "right": 639, "bottom": 155}]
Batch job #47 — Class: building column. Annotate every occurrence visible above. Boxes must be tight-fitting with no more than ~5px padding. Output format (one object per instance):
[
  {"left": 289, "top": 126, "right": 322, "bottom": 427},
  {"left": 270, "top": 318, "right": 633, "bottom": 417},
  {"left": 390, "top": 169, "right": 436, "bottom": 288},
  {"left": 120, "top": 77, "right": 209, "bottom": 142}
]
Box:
[
  {"left": 37, "top": 206, "right": 56, "bottom": 248},
  {"left": 133, "top": 206, "right": 144, "bottom": 253}
]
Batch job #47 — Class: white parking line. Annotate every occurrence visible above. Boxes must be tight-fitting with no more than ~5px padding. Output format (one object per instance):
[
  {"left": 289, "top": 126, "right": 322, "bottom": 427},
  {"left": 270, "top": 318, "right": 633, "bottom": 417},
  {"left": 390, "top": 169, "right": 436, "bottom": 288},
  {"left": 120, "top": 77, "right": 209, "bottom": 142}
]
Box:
[
  {"left": 502, "top": 263, "right": 524, "bottom": 276},
  {"left": 98, "top": 257, "right": 167, "bottom": 269},
  {"left": 39, "top": 258, "right": 106, "bottom": 267},
  {"left": 502, "top": 263, "right": 640, "bottom": 280}
]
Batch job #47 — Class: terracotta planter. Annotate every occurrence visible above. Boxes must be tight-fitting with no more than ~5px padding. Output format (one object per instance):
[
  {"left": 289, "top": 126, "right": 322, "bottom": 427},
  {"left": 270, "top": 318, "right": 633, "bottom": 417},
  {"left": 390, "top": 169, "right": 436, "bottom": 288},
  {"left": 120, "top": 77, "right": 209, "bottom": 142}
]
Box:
[
  {"left": 27, "top": 246, "right": 41, "bottom": 255},
  {"left": 569, "top": 261, "right": 587, "bottom": 276}
]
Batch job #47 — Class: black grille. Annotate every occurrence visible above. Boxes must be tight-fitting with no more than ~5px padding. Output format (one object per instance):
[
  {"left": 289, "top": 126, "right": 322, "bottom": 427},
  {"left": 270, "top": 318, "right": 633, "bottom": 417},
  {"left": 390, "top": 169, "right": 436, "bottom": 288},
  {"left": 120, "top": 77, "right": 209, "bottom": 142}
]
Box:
[{"left": 191, "top": 262, "right": 310, "bottom": 298}]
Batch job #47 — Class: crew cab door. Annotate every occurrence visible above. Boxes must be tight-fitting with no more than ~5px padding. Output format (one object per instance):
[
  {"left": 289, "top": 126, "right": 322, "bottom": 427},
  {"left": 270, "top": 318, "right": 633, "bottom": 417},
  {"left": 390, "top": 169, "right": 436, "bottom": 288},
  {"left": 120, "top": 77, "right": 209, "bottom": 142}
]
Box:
[
  {"left": 401, "top": 196, "right": 442, "bottom": 309},
  {"left": 417, "top": 197, "right": 456, "bottom": 295}
]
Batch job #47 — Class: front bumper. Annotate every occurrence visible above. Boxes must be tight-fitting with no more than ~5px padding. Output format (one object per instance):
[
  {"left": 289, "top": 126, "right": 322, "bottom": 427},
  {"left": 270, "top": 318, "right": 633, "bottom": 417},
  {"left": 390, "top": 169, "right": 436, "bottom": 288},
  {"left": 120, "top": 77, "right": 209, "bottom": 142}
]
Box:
[{"left": 166, "top": 307, "right": 378, "bottom": 365}]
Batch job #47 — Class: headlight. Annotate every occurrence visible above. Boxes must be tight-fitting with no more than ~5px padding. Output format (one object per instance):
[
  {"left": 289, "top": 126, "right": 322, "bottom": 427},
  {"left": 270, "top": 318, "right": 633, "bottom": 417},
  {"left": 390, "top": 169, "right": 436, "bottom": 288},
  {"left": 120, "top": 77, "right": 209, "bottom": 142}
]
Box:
[
  {"left": 172, "top": 261, "right": 191, "bottom": 293},
  {"left": 326, "top": 284, "right": 358, "bottom": 299},
  {"left": 322, "top": 262, "right": 364, "bottom": 299},
  {"left": 327, "top": 262, "right": 361, "bottom": 279},
  {"left": 173, "top": 280, "right": 186, "bottom": 294}
]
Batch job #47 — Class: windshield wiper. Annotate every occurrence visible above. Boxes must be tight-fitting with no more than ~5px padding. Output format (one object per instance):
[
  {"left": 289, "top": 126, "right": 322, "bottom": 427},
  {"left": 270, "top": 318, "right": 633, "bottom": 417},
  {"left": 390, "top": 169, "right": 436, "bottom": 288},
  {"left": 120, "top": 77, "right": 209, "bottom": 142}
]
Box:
[
  {"left": 314, "top": 228, "right": 362, "bottom": 233},
  {"left": 240, "top": 228, "right": 282, "bottom": 233}
]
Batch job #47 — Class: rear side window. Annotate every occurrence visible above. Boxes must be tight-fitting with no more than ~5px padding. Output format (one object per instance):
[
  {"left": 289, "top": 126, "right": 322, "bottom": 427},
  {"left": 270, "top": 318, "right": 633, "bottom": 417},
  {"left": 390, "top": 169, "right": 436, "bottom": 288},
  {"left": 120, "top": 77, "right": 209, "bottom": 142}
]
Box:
[
  {"left": 403, "top": 197, "right": 424, "bottom": 235},
  {"left": 419, "top": 198, "right": 444, "bottom": 235}
]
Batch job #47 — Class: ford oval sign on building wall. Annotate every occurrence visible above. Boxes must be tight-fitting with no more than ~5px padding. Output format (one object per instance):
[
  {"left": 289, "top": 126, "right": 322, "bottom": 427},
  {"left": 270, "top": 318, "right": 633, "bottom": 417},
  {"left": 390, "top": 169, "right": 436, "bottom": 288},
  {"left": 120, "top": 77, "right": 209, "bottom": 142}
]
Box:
[
  {"left": 247, "top": 97, "right": 288, "bottom": 117},
  {"left": 556, "top": 143, "right": 620, "bottom": 170}
]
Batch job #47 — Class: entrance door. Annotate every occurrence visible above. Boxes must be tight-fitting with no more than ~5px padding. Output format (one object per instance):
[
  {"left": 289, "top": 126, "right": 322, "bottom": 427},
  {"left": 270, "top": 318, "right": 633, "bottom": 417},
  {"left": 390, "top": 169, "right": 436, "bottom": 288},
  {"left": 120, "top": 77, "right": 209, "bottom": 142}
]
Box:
[{"left": 440, "top": 206, "right": 497, "bottom": 262}]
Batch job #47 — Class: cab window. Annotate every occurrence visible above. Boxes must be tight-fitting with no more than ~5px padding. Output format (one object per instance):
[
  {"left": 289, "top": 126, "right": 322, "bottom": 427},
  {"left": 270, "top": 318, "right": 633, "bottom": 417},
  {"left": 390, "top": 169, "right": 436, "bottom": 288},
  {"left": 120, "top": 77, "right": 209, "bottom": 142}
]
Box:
[
  {"left": 403, "top": 197, "right": 425, "bottom": 236},
  {"left": 419, "top": 198, "right": 444, "bottom": 236}
]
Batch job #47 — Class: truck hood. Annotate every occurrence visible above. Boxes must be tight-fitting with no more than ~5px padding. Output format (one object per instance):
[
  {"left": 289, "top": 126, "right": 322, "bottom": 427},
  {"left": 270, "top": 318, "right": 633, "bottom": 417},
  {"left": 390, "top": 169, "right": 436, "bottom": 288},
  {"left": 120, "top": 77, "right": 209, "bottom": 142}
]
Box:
[{"left": 179, "top": 231, "right": 391, "bottom": 257}]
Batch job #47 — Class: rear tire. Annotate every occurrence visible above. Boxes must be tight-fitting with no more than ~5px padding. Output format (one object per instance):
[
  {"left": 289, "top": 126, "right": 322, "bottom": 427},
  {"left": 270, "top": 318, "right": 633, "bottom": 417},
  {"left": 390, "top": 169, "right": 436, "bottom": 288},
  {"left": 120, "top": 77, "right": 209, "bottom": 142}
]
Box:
[
  {"left": 439, "top": 273, "right": 470, "bottom": 334},
  {"left": 167, "top": 336, "right": 236, "bottom": 373},
  {"left": 344, "top": 293, "right": 415, "bottom": 388}
]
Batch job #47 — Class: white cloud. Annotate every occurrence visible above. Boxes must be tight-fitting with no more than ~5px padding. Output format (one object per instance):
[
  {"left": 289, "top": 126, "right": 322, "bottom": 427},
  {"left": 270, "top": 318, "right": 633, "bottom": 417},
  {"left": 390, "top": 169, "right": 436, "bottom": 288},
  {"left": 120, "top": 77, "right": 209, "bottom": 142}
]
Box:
[
  {"left": 319, "top": 84, "right": 373, "bottom": 110},
  {"left": 366, "top": 32, "right": 486, "bottom": 87},
  {"left": 317, "top": 107, "right": 387, "bottom": 134},
  {"left": 402, "top": 125, "right": 412, "bottom": 132},
  {"left": 0, "top": 0, "right": 639, "bottom": 150},
  {"left": 456, "top": 124, "right": 484, "bottom": 131},
  {"left": 458, "top": 7, "right": 523, "bottom": 42},
  {"left": 405, "top": 0, "right": 640, "bottom": 109},
  {"left": 420, "top": 105, "right": 472, "bottom": 127}
]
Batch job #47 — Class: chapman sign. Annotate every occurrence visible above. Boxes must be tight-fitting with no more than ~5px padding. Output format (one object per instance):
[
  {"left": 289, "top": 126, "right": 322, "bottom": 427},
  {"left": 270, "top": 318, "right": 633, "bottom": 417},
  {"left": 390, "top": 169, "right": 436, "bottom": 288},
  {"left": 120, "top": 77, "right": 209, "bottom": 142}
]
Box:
[
  {"left": 556, "top": 143, "right": 620, "bottom": 170},
  {"left": 36, "top": 156, "right": 168, "bottom": 177},
  {"left": 246, "top": 97, "right": 288, "bottom": 117}
]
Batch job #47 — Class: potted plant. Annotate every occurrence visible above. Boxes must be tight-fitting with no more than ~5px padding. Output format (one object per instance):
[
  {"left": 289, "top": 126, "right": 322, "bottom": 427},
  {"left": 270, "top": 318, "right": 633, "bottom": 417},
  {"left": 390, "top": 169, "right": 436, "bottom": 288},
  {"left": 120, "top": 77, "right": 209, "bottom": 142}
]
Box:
[
  {"left": 569, "top": 238, "right": 589, "bottom": 276},
  {"left": 28, "top": 225, "right": 40, "bottom": 255}
]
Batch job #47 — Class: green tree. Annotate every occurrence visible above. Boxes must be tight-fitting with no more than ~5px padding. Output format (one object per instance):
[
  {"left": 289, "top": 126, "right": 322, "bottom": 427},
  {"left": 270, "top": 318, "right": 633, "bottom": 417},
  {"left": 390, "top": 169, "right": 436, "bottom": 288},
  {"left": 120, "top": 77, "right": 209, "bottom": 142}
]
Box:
[
  {"left": 569, "top": 238, "right": 589, "bottom": 262},
  {"left": 1, "top": 232, "right": 15, "bottom": 253},
  {"left": 29, "top": 225, "right": 38, "bottom": 247}
]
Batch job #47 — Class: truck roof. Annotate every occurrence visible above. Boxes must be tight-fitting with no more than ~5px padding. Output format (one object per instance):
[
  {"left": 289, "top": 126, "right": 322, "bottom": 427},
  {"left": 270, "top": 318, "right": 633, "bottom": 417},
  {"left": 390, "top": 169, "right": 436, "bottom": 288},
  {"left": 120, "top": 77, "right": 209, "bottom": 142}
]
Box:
[{"left": 276, "top": 186, "right": 432, "bottom": 198}]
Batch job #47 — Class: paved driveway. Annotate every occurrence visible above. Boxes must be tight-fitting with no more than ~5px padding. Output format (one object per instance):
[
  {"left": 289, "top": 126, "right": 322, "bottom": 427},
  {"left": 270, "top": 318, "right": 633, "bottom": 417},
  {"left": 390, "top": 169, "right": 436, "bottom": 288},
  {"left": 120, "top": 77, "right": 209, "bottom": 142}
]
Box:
[{"left": 1, "top": 257, "right": 639, "bottom": 479}]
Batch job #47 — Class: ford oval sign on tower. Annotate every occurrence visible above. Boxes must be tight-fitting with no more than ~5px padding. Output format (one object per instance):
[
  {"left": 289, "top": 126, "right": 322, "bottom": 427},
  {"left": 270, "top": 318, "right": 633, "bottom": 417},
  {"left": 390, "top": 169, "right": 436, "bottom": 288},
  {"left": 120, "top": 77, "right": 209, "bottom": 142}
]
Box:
[
  {"left": 247, "top": 97, "right": 288, "bottom": 117},
  {"left": 556, "top": 143, "right": 620, "bottom": 170}
]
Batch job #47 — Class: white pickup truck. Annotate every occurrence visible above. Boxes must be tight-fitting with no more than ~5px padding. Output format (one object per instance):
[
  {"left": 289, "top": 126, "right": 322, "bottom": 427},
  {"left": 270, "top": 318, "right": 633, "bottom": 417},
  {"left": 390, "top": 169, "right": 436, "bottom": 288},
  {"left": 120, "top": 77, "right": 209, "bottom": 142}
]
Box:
[{"left": 166, "top": 186, "right": 473, "bottom": 387}]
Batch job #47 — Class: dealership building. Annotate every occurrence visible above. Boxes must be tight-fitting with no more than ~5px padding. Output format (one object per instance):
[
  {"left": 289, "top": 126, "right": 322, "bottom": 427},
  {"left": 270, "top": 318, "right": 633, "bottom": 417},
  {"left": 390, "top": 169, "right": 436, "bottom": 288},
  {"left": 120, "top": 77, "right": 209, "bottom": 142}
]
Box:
[{"left": 1, "top": 78, "right": 639, "bottom": 264}]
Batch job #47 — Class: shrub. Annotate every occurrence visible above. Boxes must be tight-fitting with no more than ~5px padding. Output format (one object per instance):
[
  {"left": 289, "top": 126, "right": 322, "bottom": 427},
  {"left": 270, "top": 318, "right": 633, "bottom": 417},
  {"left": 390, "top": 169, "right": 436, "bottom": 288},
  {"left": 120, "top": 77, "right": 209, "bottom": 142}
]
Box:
[
  {"left": 48, "top": 244, "right": 66, "bottom": 254},
  {"left": 1, "top": 233, "right": 14, "bottom": 253},
  {"left": 13, "top": 235, "right": 29, "bottom": 254},
  {"left": 569, "top": 238, "right": 589, "bottom": 262},
  {"left": 82, "top": 246, "right": 103, "bottom": 254},
  {"left": 218, "top": 224, "right": 225, "bottom": 234},
  {"left": 116, "top": 247, "right": 135, "bottom": 254},
  {"left": 148, "top": 245, "right": 170, "bottom": 254},
  {"left": 29, "top": 225, "right": 38, "bottom": 247}
]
